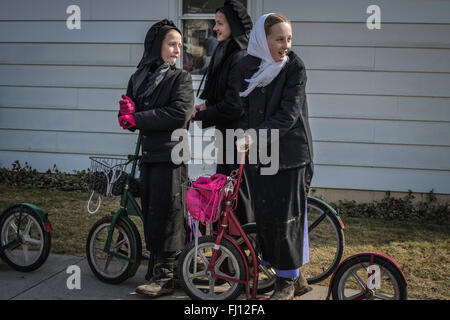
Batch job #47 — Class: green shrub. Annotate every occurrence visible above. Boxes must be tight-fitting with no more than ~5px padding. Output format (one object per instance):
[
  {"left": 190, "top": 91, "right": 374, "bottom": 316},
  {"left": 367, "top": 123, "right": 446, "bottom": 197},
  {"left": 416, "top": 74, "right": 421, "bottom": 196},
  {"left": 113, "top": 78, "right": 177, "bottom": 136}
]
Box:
[
  {"left": 332, "top": 190, "right": 449, "bottom": 224},
  {"left": 0, "top": 160, "right": 89, "bottom": 192}
]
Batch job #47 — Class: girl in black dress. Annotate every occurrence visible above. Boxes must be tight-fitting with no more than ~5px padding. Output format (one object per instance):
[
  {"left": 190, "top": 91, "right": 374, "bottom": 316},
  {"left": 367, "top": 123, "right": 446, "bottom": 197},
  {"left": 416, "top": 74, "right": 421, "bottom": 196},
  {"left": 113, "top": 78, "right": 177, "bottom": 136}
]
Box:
[
  {"left": 118, "top": 19, "right": 194, "bottom": 298},
  {"left": 237, "top": 13, "right": 314, "bottom": 300},
  {"left": 191, "top": 0, "right": 254, "bottom": 225}
]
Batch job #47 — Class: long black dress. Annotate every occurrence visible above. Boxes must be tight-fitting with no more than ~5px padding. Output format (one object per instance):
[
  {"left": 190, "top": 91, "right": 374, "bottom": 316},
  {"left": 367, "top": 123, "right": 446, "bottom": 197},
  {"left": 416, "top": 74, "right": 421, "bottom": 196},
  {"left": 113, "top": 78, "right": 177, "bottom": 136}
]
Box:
[{"left": 239, "top": 51, "right": 314, "bottom": 270}]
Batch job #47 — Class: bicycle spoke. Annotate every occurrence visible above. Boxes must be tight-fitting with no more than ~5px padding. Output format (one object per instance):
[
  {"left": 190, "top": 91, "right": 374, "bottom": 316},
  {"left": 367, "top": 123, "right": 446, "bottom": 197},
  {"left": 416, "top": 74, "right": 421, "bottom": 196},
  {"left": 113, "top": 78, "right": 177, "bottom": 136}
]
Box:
[
  {"left": 22, "top": 244, "right": 30, "bottom": 263},
  {"left": 308, "top": 213, "right": 326, "bottom": 233},
  {"left": 104, "top": 254, "right": 113, "bottom": 272},
  {"left": 198, "top": 250, "right": 210, "bottom": 267},
  {"left": 214, "top": 252, "right": 227, "bottom": 270},
  {"left": 350, "top": 270, "right": 367, "bottom": 290},
  {"left": 8, "top": 221, "right": 18, "bottom": 234},
  {"left": 113, "top": 238, "right": 127, "bottom": 250},
  {"left": 374, "top": 291, "right": 394, "bottom": 300},
  {"left": 24, "top": 219, "right": 33, "bottom": 237},
  {"left": 25, "top": 237, "right": 41, "bottom": 246},
  {"left": 188, "top": 271, "right": 206, "bottom": 280},
  {"left": 347, "top": 291, "right": 366, "bottom": 300},
  {"left": 208, "top": 277, "right": 215, "bottom": 297}
]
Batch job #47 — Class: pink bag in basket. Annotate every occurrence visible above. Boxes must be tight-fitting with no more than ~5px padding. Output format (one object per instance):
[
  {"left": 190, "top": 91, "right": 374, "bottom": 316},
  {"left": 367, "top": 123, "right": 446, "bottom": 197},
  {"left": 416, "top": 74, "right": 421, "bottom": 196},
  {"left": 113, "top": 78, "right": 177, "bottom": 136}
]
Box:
[{"left": 186, "top": 174, "right": 227, "bottom": 225}]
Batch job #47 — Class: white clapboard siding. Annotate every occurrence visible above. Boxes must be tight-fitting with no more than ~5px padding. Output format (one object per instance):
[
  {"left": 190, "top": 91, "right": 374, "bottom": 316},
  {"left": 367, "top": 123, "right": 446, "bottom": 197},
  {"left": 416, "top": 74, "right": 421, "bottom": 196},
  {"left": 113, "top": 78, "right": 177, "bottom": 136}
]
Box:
[
  {"left": 0, "top": 21, "right": 159, "bottom": 43},
  {"left": 293, "top": 47, "right": 450, "bottom": 73},
  {"left": 2, "top": 66, "right": 450, "bottom": 98},
  {"left": 0, "top": 65, "right": 133, "bottom": 88},
  {"left": 0, "top": 129, "right": 137, "bottom": 155},
  {"left": 262, "top": 0, "right": 450, "bottom": 24},
  {"left": 308, "top": 95, "right": 450, "bottom": 122},
  {"left": 0, "top": 21, "right": 449, "bottom": 48},
  {"left": 0, "top": 43, "right": 134, "bottom": 66},
  {"left": 1, "top": 0, "right": 449, "bottom": 194},
  {"left": 314, "top": 165, "right": 450, "bottom": 194},
  {"left": 0, "top": 108, "right": 123, "bottom": 133},
  {"left": 0, "top": 87, "right": 124, "bottom": 110},
  {"left": 314, "top": 142, "right": 450, "bottom": 170},
  {"left": 2, "top": 44, "right": 449, "bottom": 75},
  {"left": 310, "top": 118, "right": 450, "bottom": 146},
  {"left": 5, "top": 108, "right": 449, "bottom": 147},
  {"left": 0, "top": 0, "right": 171, "bottom": 21}
]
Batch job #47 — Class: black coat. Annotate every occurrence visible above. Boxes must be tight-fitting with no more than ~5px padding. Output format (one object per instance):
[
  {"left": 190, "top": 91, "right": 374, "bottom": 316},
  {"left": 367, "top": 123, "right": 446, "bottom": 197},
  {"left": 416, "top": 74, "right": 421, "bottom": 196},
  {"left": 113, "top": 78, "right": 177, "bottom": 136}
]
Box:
[
  {"left": 239, "top": 51, "right": 314, "bottom": 171},
  {"left": 125, "top": 67, "right": 194, "bottom": 163},
  {"left": 194, "top": 47, "right": 245, "bottom": 132},
  {"left": 194, "top": 44, "right": 254, "bottom": 225}
]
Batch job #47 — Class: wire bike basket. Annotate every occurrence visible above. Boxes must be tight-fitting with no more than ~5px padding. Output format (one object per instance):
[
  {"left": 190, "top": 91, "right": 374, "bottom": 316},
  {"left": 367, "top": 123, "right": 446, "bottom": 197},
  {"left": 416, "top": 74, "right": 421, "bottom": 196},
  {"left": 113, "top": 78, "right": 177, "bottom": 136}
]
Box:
[{"left": 87, "top": 156, "right": 139, "bottom": 214}]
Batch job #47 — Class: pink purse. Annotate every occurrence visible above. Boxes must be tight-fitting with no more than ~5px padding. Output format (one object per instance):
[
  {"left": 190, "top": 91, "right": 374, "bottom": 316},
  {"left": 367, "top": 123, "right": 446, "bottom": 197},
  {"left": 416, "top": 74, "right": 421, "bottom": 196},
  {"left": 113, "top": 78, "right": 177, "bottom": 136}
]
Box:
[{"left": 186, "top": 174, "right": 227, "bottom": 225}]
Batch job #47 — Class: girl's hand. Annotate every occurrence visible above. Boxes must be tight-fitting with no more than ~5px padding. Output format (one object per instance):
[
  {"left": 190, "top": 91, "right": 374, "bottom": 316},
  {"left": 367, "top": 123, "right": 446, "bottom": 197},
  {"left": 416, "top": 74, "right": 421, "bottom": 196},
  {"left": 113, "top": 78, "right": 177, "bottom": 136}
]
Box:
[
  {"left": 190, "top": 103, "right": 207, "bottom": 122},
  {"left": 119, "top": 94, "right": 135, "bottom": 115},
  {"left": 118, "top": 114, "right": 136, "bottom": 129}
]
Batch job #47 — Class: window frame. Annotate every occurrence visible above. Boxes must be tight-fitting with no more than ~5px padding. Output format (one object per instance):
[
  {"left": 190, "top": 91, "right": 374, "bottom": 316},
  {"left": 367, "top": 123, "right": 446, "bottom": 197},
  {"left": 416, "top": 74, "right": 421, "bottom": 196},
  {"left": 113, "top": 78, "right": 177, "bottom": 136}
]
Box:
[{"left": 178, "top": 0, "right": 250, "bottom": 81}]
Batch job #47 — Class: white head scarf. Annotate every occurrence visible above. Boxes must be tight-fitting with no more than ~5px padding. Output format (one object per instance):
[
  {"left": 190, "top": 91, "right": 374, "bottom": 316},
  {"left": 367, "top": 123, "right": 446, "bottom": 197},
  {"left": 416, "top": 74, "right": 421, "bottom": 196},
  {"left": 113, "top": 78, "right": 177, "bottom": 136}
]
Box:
[{"left": 239, "top": 13, "right": 289, "bottom": 97}]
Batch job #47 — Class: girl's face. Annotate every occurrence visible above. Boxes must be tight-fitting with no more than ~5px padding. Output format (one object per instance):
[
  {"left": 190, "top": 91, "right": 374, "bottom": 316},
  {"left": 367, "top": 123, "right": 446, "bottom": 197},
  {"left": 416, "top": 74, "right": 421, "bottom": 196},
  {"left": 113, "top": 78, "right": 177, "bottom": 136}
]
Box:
[
  {"left": 266, "top": 22, "right": 292, "bottom": 62},
  {"left": 161, "top": 29, "right": 182, "bottom": 65},
  {"left": 213, "top": 11, "right": 231, "bottom": 42}
]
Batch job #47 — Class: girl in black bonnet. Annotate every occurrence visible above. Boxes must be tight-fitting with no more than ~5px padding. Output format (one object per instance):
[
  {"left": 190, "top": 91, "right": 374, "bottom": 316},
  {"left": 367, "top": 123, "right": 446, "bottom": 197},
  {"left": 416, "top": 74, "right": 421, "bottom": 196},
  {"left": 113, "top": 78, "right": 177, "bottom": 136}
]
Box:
[
  {"left": 118, "top": 19, "right": 194, "bottom": 298},
  {"left": 191, "top": 0, "right": 254, "bottom": 225}
]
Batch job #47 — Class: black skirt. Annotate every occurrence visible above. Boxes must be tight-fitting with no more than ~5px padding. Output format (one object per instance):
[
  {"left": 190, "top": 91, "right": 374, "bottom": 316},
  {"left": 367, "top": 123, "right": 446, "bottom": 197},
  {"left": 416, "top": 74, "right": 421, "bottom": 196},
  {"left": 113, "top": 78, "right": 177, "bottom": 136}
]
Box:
[
  {"left": 250, "top": 165, "right": 308, "bottom": 270},
  {"left": 139, "top": 162, "right": 187, "bottom": 254}
]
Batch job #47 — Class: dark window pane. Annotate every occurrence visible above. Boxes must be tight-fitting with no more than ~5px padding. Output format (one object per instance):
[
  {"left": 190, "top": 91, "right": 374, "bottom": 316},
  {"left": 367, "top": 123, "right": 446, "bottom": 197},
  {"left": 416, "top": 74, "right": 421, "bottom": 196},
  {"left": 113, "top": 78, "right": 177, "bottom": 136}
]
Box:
[
  {"left": 183, "top": 19, "right": 218, "bottom": 75},
  {"left": 183, "top": 0, "right": 246, "bottom": 14}
]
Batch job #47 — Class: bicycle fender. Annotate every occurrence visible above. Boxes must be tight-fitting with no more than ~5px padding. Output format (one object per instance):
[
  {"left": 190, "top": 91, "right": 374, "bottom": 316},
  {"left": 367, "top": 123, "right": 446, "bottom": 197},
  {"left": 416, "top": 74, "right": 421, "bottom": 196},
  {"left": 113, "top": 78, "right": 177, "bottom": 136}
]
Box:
[
  {"left": 326, "top": 251, "right": 407, "bottom": 300},
  {"left": 118, "top": 216, "right": 142, "bottom": 263},
  {"left": 307, "top": 196, "right": 345, "bottom": 229},
  {"left": 2, "top": 203, "right": 52, "bottom": 232}
]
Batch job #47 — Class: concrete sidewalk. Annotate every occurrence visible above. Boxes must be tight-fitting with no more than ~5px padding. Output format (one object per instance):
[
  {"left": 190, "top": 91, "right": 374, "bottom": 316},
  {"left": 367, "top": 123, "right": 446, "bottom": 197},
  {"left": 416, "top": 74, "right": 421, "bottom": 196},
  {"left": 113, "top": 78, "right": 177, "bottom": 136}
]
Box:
[{"left": 0, "top": 253, "right": 329, "bottom": 300}]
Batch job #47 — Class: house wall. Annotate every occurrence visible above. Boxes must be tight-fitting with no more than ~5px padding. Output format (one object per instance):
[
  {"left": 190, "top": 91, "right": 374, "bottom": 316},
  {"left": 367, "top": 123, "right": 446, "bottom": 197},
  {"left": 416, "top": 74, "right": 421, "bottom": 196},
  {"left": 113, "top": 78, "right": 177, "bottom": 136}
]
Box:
[{"left": 0, "top": 0, "right": 449, "bottom": 195}]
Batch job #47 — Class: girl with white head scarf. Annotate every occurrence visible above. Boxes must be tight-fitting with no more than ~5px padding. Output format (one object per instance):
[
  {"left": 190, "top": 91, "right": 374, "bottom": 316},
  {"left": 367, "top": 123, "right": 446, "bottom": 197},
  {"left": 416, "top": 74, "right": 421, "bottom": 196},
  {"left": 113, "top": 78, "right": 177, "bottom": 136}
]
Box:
[
  {"left": 236, "top": 13, "right": 314, "bottom": 300},
  {"left": 239, "top": 13, "right": 289, "bottom": 97}
]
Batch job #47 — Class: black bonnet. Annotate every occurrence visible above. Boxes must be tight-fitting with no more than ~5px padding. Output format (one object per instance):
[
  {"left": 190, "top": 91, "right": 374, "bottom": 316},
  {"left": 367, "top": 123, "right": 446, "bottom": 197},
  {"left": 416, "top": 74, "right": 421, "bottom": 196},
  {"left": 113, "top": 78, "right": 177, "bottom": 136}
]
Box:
[
  {"left": 138, "top": 19, "right": 181, "bottom": 68},
  {"left": 218, "top": 0, "right": 253, "bottom": 49}
]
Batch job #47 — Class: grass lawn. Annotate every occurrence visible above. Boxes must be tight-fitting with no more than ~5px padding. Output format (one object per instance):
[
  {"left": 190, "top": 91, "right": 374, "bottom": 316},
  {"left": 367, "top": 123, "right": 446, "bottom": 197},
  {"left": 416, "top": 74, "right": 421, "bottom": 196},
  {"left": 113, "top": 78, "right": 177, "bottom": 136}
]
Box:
[{"left": 0, "top": 185, "right": 448, "bottom": 300}]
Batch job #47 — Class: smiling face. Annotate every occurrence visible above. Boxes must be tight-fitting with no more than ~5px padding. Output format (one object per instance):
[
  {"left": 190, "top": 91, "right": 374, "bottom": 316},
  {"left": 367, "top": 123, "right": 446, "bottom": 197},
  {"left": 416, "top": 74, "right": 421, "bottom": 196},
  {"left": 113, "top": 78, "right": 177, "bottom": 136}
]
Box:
[
  {"left": 213, "top": 11, "right": 231, "bottom": 42},
  {"left": 266, "top": 22, "right": 292, "bottom": 62},
  {"left": 160, "top": 29, "right": 182, "bottom": 65}
]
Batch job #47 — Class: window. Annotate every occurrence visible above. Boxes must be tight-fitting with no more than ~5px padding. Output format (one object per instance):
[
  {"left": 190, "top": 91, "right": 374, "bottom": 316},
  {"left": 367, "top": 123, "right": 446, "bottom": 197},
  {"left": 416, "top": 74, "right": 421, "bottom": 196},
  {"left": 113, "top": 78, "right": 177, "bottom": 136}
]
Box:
[{"left": 180, "top": 0, "right": 247, "bottom": 76}]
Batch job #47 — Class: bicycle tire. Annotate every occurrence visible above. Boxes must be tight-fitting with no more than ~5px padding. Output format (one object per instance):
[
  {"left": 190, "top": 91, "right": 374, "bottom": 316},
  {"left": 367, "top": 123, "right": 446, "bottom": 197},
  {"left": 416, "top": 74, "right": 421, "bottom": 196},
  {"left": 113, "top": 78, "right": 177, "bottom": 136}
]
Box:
[
  {"left": 86, "top": 215, "right": 141, "bottom": 284},
  {"left": 303, "top": 198, "right": 344, "bottom": 284},
  {"left": 178, "top": 235, "right": 246, "bottom": 300},
  {"left": 0, "top": 206, "right": 51, "bottom": 272},
  {"left": 331, "top": 254, "right": 407, "bottom": 300}
]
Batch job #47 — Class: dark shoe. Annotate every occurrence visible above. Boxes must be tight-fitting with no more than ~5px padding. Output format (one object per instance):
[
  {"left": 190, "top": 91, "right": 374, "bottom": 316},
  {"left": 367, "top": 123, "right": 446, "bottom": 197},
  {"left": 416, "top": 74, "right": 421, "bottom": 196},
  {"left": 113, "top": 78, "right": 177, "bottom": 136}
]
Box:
[
  {"left": 135, "top": 277, "right": 174, "bottom": 298},
  {"left": 137, "top": 256, "right": 175, "bottom": 298},
  {"left": 270, "top": 277, "right": 295, "bottom": 300},
  {"left": 294, "top": 272, "right": 312, "bottom": 296}
]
